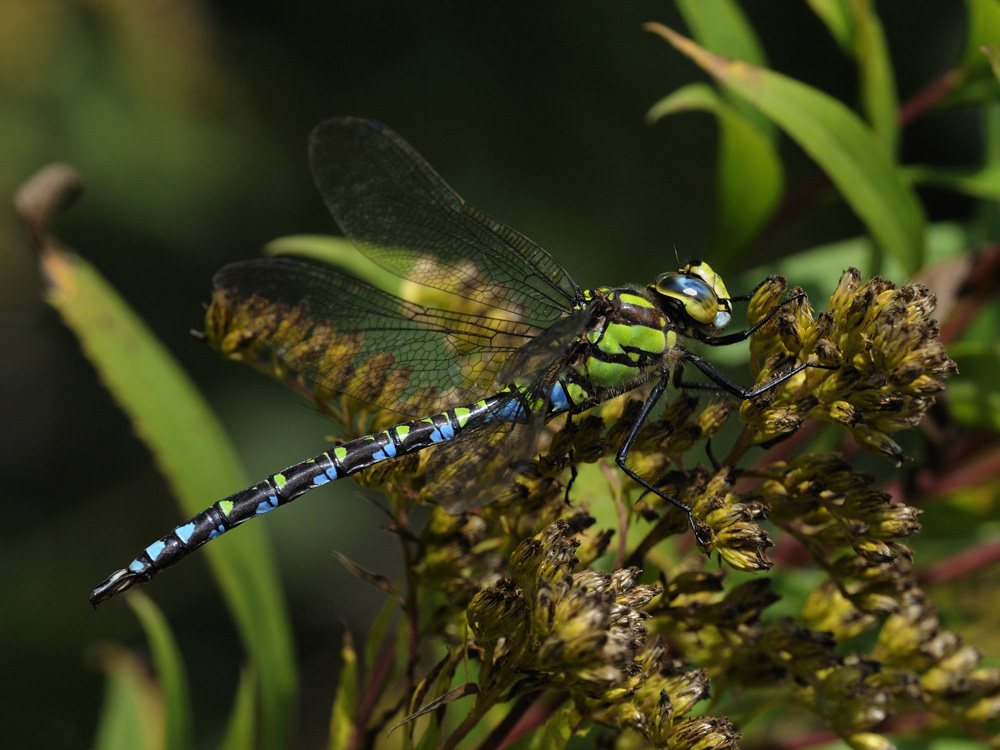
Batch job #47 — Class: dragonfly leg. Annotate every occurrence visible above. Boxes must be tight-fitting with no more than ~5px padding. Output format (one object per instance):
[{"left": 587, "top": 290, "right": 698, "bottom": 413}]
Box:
[
  {"left": 564, "top": 455, "right": 578, "bottom": 505},
  {"left": 725, "top": 276, "right": 772, "bottom": 303},
  {"left": 614, "top": 374, "right": 710, "bottom": 545},
  {"left": 694, "top": 291, "right": 807, "bottom": 346},
  {"left": 683, "top": 352, "right": 834, "bottom": 400}
]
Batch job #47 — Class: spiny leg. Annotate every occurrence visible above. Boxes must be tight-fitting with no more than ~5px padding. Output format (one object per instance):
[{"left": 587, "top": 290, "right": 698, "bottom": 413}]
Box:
[
  {"left": 613, "top": 375, "right": 712, "bottom": 546},
  {"left": 614, "top": 347, "right": 832, "bottom": 546},
  {"left": 694, "top": 290, "right": 807, "bottom": 346},
  {"left": 684, "top": 352, "right": 834, "bottom": 400}
]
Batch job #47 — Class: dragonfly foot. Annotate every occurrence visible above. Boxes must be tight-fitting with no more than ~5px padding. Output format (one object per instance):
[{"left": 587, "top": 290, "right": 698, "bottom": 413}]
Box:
[{"left": 689, "top": 514, "right": 714, "bottom": 550}]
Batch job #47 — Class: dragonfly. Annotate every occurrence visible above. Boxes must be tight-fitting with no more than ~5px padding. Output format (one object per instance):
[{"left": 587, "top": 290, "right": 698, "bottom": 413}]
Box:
[{"left": 90, "top": 117, "right": 813, "bottom": 608}]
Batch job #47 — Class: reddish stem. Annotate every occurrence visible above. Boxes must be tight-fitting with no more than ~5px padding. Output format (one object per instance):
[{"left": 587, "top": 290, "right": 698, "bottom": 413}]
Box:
[{"left": 920, "top": 537, "right": 1000, "bottom": 586}]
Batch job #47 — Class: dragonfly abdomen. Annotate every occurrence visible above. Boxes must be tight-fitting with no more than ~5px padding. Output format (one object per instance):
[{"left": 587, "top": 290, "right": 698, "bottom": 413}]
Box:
[{"left": 89, "top": 385, "right": 569, "bottom": 607}]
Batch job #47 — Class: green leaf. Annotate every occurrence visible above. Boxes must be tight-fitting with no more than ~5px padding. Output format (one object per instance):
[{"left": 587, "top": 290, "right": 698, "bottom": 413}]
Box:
[
  {"left": 807, "top": 0, "right": 854, "bottom": 50},
  {"left": 739, "top": 222, "right": 969, "bottom": 297},
  {"left": 983, "top": 44, "right": 1000, "bottom": 83},
  {"left": 948, "top": 346, "right": 1000, "bottom": 431},
  {"left": 329, "top": 633, "right": 359, "bottom": 750},
  {"left": 528, "top": 702, "right": 583, "bottom": 750},
  {"left": 265, "top": 234, "right": 403, "bottom": 294},
  {"left": 127, "top": 594, "right": 192, "bottom": 750},
  {"left": 808, "top": 0, "right": 899, "bottom": 154},
  {"left": 218, "top": 667, "right": 258, "bottom": 750},
  {"left": 364, "top": 591, "right": 400, "bottom": 676},
  {"left": 851, "top": 0, "right": 899, "bottom": 152},
  {"left": 808, "top": 0, "right": 899, "bottom": 150},
  {"left": 93, "top": 647, "right": 164, "bottom": 750},
  {"left": 674, "top": 0, "right": 774, "bottom": 139},
  {"left": 648, "top": 83, "right": 783, "bottom": 260},
  {"left": 23, "top": 163, "right": 298, "bottom": 750},
  {"left": 647, "top": 24, "right": 926, "bottom": 273},
  {"left": 962, "top": 0, "right": 1000, "bottom": 75},
  {"left": 904, "top": 162, "right": 1000, "bottom": 201}
]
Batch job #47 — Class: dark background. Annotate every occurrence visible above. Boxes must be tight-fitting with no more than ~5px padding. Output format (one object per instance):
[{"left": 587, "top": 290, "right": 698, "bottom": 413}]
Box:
[{"left": 1, "top": 2, "right": 973, "bottom": 747}]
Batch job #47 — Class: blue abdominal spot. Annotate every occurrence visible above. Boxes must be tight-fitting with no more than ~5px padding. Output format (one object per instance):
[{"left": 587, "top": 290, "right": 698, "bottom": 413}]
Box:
[{"left": 175, "top": 522, "right": 196, "bottom": 544}]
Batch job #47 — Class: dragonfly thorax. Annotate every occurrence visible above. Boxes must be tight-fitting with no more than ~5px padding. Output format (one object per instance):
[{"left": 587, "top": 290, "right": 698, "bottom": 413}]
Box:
[{"left": 650, "top": 260, "right": 733, "bottom": 333}]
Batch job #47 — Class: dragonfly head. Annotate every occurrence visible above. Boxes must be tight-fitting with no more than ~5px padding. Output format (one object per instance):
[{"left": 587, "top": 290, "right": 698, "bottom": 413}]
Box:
[{"left": 650, "top": 261, "right": 733, "bottom": 332}]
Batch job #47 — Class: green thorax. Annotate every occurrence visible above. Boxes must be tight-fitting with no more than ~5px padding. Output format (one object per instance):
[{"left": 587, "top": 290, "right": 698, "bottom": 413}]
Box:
[
  {"left": 574, "top": 287, "right": 667, "bottom": 389},
  {"left": 572, "top": 261, "right": 735, "bottom": 391}
]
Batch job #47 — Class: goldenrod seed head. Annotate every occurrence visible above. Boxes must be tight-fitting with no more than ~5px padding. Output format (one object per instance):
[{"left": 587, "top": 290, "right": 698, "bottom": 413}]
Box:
[
  {"left": 467, "top": 578, "right": 527, "bottom": 642},
  {"left": 845, "top": 732, "right": 895, "bottom": 750}
]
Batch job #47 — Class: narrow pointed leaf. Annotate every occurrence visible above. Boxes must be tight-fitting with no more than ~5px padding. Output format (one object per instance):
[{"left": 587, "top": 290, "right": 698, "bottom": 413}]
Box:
[
  {"left": 333, "top": 551, "right": 399, "bottom": 597},
  {"left": 851, "top": 0, "right": 899, "bottom": 151},
  {"left": 675, "top": 0, "right": 774, "bottom": 139},
  {"left": 648, "top": 24, "right": 926, "bottom": 272},
  {"left": 127, "top": 594, "right": 192, "bottom": 750},
  {"left": 364, "top": 593, "right": 400, "bottom": 677},
  {"left": 218, "top": 667, "right": 258, "bottom": 750},
  {"left": 807, "top": 0, "right": 899, "bottom": 148},
  {"left": 390, "top": 683, "right": 479, "bottom": 734},
  {"left": 528, "top": 702, "right": 582, "bottom": 750},
  {"left": 329, "top": 633, "right": 359, "bottom": 750},
  {"left": 265, "top": 234, "right": 403, "bottom": 294},
  {"left": 904, "top": 163, "right": 1000, "bottom": 201},
  {"left": 92, "top": 647, "right": 165, "bottom": 750},
  {"left": 19, "top": 165, "right": 298, "bottom": 750},
  {"left": 807, "top": 0, "right": 854, "bottom": 50},
  {"left": 648, "top": 83, "right": 783, "bottom": 259}
]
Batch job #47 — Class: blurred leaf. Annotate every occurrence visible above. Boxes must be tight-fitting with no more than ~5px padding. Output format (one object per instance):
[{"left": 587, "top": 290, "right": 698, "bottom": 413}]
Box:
[
  {"left": 948, "top": 346, "right": 1000, "bottom": 431},
  {"left": 648, "top": 83, "right": 783, "bottom": 260},
  {"left": 961, "top": 0, "right": 1000, "bottom": 74},
  {"left": 330, "top": 633, "right": 359, "bottom": 750},
  {"left": 391, "top": 684, "right": 479, "bottom": 733},
  {"left": 265, "top": 234, "right": 404, "bottom": 294},
  {"left": 936, "top": 73, "right": 1000, "bottom": 111},
  {"left": 807, "top": 0, "right": 898, "bottom": 151},
  {"left": 38, "top": 241, "right": 297, "bottom": 750},
  {"left": 364, "top": 591, "right": 400, "bottom": 677},
  {"left": 984, "top": 44, "right": 1000, "bottom": 82},
  {"left": 851, "top": 0, "right": 899, "bottom": 152},
  {"left": 675, "top": 0, "right": 774, "bottom": 139},
  {"left": 218, "top": 667, "right": 258, "bottom": 750},
  {"left": 528, "top": 702, "right": 582, "bottom": 750},
  {"left": 127, "top": 594, "right": 192, "bottom": 750},
  {"left": 807, "top": 0, "right": 854, "bottom": 50},
  {"left": 93, "top": 647, "right": 164, "bottom": 750},
  {"left": 904, "top": 162, "right": 1000, "bottom": 200},
  {"left": 740, "top": 222, "right": 969, "bottom": 297},
  {"left": 647, "top": 24, "right": 926, "bottom": 273}
]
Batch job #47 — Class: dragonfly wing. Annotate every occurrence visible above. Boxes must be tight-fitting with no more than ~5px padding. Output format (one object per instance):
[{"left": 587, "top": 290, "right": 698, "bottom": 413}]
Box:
[
  {"left": 308, "top": 117, "right": 582, "bottom": 329},
  {"left": 424, "top": 308, "right": 596, "bottom": 512},
  {"left": 496, "top": 301, "right": 598, "bottom": 387},
  {"left": 426, "top": 416, "right": 542, "bottom": 513},
  {"left": 208, "top": 257, "right": 546, "bottom": 416}
]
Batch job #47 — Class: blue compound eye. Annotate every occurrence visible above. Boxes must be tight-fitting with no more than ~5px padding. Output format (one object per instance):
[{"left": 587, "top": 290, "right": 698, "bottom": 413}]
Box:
[{"left": 652, "top": 272, "right": 719, "bottom": 326}]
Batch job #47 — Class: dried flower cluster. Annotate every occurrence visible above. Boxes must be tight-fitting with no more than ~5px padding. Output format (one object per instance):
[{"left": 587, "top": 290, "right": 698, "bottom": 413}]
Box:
[
  {"left": 741, "top": 269, "right": 957, "bottom": 462},
  {"left": 466, "top": 521, "right": 741, "bottom": 747}
]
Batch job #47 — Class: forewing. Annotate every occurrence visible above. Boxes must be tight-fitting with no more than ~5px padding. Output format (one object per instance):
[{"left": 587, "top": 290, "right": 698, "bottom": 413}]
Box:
[
  {"left": 206, "top": 257, "right": 544, "bottom": 416},
  {"left": 308, "top": 117, "right": 581, "bottom": 328}
]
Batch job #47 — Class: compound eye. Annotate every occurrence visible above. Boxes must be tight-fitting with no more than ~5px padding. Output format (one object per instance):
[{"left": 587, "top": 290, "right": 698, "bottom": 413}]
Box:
[{"left": 653, "top": 272, "right": 719, "bottom": 326}]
